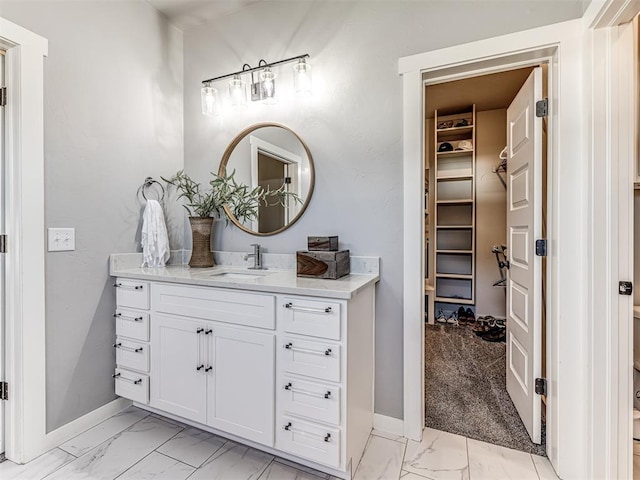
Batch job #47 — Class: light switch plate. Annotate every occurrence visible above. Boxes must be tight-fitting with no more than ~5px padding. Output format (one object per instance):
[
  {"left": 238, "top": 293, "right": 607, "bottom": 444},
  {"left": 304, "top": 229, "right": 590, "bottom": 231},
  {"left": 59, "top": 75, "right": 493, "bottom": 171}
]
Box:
[{"left": 48, "top": 228, "right": 75, "bottom": 252}]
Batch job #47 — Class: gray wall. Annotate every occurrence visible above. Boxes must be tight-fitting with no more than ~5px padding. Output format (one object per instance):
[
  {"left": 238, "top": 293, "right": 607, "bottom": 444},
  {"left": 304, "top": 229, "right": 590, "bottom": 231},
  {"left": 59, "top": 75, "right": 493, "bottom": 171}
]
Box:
[
  {"left": 476, "top": 109, "right": 507, "bottom": 318},
  {"left": 0, "top": 1, "right": 184, "bottom": 431},
  {"left": 183, "top": 0, "right": 584, "bottom": 419}
]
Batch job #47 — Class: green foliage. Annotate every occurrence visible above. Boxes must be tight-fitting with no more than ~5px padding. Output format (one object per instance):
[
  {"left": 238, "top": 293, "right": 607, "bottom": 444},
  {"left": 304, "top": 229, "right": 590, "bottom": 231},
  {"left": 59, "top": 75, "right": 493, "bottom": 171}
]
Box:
[{"left": 162, "top": 170, "right": 301, "bottom": 224}]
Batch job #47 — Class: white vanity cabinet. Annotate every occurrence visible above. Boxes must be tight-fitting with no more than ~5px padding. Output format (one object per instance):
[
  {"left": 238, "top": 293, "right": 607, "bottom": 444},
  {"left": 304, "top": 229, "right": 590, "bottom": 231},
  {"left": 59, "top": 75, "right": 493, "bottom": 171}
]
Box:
[
  {"left": 111, "top": 271, "right": 376, "bottom": 479},
  {"left": 149, "top": 284, "right": 276, "bottom": 446},
  {"left": 113, "top": 279, "right": 151, "bottom": 404}
]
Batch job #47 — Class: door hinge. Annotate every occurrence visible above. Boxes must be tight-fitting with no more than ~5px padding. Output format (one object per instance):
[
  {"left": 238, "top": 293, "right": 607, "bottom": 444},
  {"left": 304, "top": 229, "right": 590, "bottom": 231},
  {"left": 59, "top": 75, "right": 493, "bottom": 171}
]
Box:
[
  {"left": 284, "top": 177, "right": 292, "bottom": 184},
  {"left": 0, "top": 381, "right": 8, "bottom": 401},
  {"left": 0, "top": 87, "right": 6, "bottom": 107},
  {"left": 535, "top": 239, "right": 547, "bottom": 256},
  {"left": 534, "top": 378, "right": 546, "bottom": 396},
  {"left": 0, "top": 234, "right": 6, "bottom": 253},
  {"left": 619, "top": 281, "right": 633, "bottom": 295},
  {"left": 536, "top": 98, "right": 548, "bottom": 118}
]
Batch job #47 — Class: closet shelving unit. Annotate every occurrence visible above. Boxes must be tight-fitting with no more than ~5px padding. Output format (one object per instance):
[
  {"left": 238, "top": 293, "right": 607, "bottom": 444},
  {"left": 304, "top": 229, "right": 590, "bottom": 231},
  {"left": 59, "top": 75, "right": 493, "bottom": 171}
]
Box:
[{"left": 434, "top": 105, "right": 476, "bottom": 305}]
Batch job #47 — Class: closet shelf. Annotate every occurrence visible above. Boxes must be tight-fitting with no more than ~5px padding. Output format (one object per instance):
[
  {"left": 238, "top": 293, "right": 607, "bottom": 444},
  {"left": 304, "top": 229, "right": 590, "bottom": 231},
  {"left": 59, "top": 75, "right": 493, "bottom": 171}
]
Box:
[
  {"left": 435, "top": 296, "right": 474, "bottom": 305},
  {"left": 436, "top": 199, "right": 473, "bottom": 205},
  {"left": 436, "top": 150, "right": 474, "bottom": 157},
  {"left": 436, "top": 225, "right": 473, "bottom": 229},
  {"left": 436, "top": 125, "right": 474, "bottom": 136},
  {"left": 436, "top": 273, "right": 472, "bottom": 280},
  {"left": 436, "top": 175, "right": 474, "bottom": 181},
  {"left": 436, "top": 249, "right": 473, "bottom": 254}
]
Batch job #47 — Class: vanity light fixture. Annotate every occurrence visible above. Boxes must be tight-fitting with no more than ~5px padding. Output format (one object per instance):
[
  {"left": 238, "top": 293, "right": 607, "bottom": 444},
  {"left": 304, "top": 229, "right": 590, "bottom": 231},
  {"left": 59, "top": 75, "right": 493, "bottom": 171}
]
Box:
[
  {"left": 229, "top": 72, "right": 248, "bottom": 108},
  {"left": 200, "top": 82, "right": 220, "bottom": 116},
  {"left": 201, "top": 54, "right": 311, "bottom": 115},
  {"left": 293, "top": 58, "right": 312, "bottom": 96}
]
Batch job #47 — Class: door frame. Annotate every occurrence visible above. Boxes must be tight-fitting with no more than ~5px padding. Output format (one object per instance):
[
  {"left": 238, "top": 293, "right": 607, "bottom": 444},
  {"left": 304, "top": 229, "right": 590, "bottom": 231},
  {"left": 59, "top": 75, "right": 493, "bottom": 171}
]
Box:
[
  {"left": 584, "top": 1, "right": 640, "bottom": 479},
  {"left": 0, "top": 17, "right": 48, "bottom": 463},
  {"left": 400, "top": 19, "right": 587, "bottom": 478}
]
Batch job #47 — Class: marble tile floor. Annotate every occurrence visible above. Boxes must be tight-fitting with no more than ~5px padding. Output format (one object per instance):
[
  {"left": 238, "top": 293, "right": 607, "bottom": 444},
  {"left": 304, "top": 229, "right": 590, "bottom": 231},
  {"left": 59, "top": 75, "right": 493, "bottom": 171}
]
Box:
[{"left": 0, "top": 407, "right": 560, "bottom": 480}]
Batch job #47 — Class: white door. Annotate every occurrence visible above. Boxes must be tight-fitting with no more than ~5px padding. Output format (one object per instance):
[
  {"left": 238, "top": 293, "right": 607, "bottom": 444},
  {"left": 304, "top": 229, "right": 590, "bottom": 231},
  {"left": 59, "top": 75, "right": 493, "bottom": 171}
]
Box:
[
  {"left": 150, "top": 314, "right": 207, "bottom": 423},
  {"left": 0, "top": 50, "right": 5, "bottom": 456},
  {"left": 207, "top": 325, "right": 275, "bottom": 446},
  {"left": 506, "top": 67, "right": 543, "bottom": 444}
]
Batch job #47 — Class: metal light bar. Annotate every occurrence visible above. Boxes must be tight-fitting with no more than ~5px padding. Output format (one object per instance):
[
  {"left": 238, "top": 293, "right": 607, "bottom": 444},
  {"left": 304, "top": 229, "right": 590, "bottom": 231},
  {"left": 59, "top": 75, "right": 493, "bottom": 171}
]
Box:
[{"left": 202, "top": 54, "right": 310, "bottom": 85}]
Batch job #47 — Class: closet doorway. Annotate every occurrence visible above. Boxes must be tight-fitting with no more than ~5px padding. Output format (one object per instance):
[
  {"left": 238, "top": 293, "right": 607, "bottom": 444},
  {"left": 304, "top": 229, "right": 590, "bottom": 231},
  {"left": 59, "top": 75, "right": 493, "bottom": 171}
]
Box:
[{"left": 423, "top": 65, "right": 548, "bottom": 455}]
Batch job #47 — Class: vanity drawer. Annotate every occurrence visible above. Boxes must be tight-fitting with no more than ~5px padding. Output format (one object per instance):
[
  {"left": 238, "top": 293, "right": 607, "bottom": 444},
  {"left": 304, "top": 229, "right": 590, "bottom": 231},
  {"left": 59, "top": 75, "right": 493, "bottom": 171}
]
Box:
[
  {"left": 114, "top": 337, "right": 149, "bottom": 373},
  {"left": 281, "top": 297, "right": 341, "bottom": 340},
  {"left": 280, "top": 375, "right": 340, "bottom": 425},
  {"left": 277, "top": 415, "right": 341, "bottom": 468},
  {"left": 153, "top": 283, "right": 275, "bottom": 329},
  {"left": 114, "top": 368, "right": 149, "bottom": 404},
  {"left": 115, "top": 279, "right": 150, "bottom": 310},
  {"left": 114, "top": 309, "right": 149, "bottom": 341},
  {"left": 281, "top": 337, "right": 340, "bottom": 382}
]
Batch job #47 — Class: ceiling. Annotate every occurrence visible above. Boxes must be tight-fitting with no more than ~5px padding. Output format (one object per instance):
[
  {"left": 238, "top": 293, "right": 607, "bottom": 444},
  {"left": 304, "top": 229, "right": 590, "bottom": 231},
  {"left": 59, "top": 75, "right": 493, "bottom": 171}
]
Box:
[
  {"left": 425, "top": 67, "right": 535, "bottom": 118},
  {"left": 146, "top": 0, "right": 263, "bottom": 29}
]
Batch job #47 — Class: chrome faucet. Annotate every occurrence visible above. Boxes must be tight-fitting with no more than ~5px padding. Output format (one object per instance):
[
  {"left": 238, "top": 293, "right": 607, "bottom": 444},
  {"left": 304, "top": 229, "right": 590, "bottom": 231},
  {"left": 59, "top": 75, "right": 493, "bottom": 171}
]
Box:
[{"left": 244, "top": 244, "right": 266, "bottom": 270}]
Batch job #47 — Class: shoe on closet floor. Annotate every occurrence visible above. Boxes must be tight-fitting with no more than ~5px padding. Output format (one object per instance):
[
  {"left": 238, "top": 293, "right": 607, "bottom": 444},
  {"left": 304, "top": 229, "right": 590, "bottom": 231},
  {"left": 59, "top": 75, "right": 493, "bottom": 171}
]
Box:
[{"left": 435, "top": 309, "right": 447, "bottom": 324}]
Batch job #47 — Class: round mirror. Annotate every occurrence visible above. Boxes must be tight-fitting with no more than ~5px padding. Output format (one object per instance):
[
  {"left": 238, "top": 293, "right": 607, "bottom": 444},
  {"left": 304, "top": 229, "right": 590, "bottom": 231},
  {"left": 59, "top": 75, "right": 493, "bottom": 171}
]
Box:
[{"left": 218, "top": 123, "right": 315, "bottom": 236}]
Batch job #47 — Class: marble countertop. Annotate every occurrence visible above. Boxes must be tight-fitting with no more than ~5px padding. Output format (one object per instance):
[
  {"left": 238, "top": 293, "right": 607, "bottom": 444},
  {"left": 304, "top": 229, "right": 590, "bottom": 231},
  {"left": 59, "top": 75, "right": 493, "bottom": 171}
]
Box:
[{"left": 110, "top": 251, "right": 380, "bottom": 300}]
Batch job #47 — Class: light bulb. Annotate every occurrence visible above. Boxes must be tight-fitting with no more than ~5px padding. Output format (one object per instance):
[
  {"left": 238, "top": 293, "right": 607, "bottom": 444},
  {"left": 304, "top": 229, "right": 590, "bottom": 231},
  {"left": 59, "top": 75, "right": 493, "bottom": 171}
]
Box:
[
  {"left": 229, "top": 74, "right": 247, "bottom": 107},
  {"left": 200, "top": 83, "right": 220, "bottom": 116},
  {"left": 293, "top": 58, "right": 312, "bottom": 96},
  {"left": 260, "top": 67, "right": 277, "bottom": 105}
]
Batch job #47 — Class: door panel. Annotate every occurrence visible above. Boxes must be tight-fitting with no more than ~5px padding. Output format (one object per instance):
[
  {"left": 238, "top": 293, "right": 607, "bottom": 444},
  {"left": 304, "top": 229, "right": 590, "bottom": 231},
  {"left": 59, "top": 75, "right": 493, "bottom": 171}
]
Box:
[
  {"left": 506, "top": 67, "right": 543, "bottom": 444},
  {"left": 150, "top": 314, "right": 207, "bottom": 423},
  {"left": 207, "top": 326, "right": 275, "bottom": 446}
]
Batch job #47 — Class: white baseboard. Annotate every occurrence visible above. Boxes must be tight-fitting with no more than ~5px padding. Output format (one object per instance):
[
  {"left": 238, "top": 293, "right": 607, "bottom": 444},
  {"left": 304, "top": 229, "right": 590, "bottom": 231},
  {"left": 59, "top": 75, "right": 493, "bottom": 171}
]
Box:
[
  {"left": 42, "top": 398, "right": 131, "bottom": 451},
  {"left": 372, "top": 413, "right": 404, "bottom": 437}
]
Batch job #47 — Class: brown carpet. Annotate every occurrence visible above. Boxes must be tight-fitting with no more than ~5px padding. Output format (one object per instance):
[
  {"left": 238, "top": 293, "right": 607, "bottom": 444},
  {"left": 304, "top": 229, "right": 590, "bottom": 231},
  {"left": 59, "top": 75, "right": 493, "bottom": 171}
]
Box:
[{"left": 425, "top": 323, "right": 546, "bottom": 456}]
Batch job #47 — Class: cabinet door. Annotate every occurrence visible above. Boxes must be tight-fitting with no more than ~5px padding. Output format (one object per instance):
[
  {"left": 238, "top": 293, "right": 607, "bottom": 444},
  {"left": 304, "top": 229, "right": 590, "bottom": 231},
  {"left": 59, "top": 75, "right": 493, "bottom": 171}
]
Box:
[
  {"left": 150, "top": 314, "right": 207, "bottom": 423},
  {"left": 206, "top": 326, "right": 275, "bottom": 446}
]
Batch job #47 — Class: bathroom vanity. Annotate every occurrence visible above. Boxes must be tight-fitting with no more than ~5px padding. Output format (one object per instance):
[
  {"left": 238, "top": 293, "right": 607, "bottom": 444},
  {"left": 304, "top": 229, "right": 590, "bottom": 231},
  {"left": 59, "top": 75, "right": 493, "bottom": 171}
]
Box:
[{"left": 109, "top": 253, "right": 379, "bottom": 479}]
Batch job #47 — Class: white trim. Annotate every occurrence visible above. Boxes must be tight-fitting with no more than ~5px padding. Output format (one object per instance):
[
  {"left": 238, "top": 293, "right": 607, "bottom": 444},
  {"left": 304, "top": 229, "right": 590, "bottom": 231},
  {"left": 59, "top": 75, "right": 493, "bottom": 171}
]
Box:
[
  {"left": 41, "top": 399, "right": 131, "bottom": 451},
  {"left": 372, "top": 414, "right": 404, "bottom": 437},
  {"left": 588, "top": 8, "right": 639, "bottom": 479},
  {"left": 400, "top": 19, "right": 586, "bottom": 479},
  {"left": 0, "top": 17, "right": 47, "bottom": 464}
]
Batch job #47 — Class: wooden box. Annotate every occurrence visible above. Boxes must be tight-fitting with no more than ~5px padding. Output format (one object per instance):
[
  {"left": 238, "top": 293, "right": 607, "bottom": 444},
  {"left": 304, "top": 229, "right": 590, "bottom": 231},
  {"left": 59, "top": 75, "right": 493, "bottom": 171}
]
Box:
[
  {"left": 307, "top": 236, "right": 339, "bottom": 251},
  {"left": 296, "top": 250, "right": 350, "bottom": 279}
]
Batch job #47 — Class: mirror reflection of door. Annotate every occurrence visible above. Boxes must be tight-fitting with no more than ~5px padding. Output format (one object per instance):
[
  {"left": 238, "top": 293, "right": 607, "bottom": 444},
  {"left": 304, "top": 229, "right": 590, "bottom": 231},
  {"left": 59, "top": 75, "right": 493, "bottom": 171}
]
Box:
[
  {"left": 250, "top": 134, "right": 302, "bottom": 233},
  {"left": 257, "top": 151, "right": 287, "bottom": 232}
]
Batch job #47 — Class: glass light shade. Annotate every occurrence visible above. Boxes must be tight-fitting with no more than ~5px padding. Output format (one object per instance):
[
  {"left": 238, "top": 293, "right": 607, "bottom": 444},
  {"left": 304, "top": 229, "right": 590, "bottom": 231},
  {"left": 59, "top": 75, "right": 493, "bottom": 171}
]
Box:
[
  {"left": 200, "top": 84, "right": 220, "bottom": 116},
  {"left": 293, "top": 58, "right": 312, "bottom": 96},
  {"left": 260, "top": 67, "right": 277, "bottom": 105},
  {"left": 229, "top": 74, "right": 248, "bottom": 107}
]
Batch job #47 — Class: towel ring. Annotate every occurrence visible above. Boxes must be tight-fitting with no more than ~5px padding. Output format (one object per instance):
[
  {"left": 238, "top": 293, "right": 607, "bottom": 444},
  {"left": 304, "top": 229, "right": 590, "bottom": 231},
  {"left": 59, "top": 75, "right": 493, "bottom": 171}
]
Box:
[{"left": 137, "top": 177, "right": 165, "bottom": 202}]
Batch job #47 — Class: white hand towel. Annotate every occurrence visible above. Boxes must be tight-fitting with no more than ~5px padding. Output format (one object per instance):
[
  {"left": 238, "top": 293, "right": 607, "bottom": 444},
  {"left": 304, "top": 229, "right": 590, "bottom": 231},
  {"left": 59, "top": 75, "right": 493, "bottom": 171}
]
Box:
[{"left": 141, "top": 199, "right": 170, "bottom": 267}]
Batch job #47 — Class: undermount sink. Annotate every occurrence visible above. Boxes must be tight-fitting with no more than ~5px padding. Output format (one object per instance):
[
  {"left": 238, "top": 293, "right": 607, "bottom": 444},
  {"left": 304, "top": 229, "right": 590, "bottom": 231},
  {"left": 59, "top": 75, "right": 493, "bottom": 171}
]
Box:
[{"left": 208, "top": 271, "right": 270, "bottom": 280}]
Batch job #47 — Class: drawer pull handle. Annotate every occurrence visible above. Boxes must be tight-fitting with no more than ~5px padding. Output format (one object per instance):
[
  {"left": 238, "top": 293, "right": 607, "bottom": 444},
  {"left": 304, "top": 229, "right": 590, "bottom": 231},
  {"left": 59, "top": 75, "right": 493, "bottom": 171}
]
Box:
[
  {"left": 113, "top": 343, "right": 143, "bottom": 353},
  {"left": 113, "top": 313, "right": 143, "bottom": 322},
  {"left": 283, "top": 422, "right": 332, "bottom": 442},
  {"left": 205, "top": 329, "right": 213, "bottom": 335},
  {"left": 205, "top": 365, "right": 213, "bottom": 372},
  {"left": 197, "top": 364, "right": 204, "bottom": 371},
  {"left": 196, "top": 328, "right": 204, "bottom": 334},
  {"left": 113, "top": 283, "right": 144, "bottom": 290},
  {"left": 284, "top": 382, "right": 332, "bottom": 399},
  {"left": 284, "top": 343, "right": 333, "bottom": 356},
  {"left": 112, "top": 372, "right": 142, "bottom": 385},
  {"left": 284, "top": 303, "right": 332, "bottom": 314}
]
